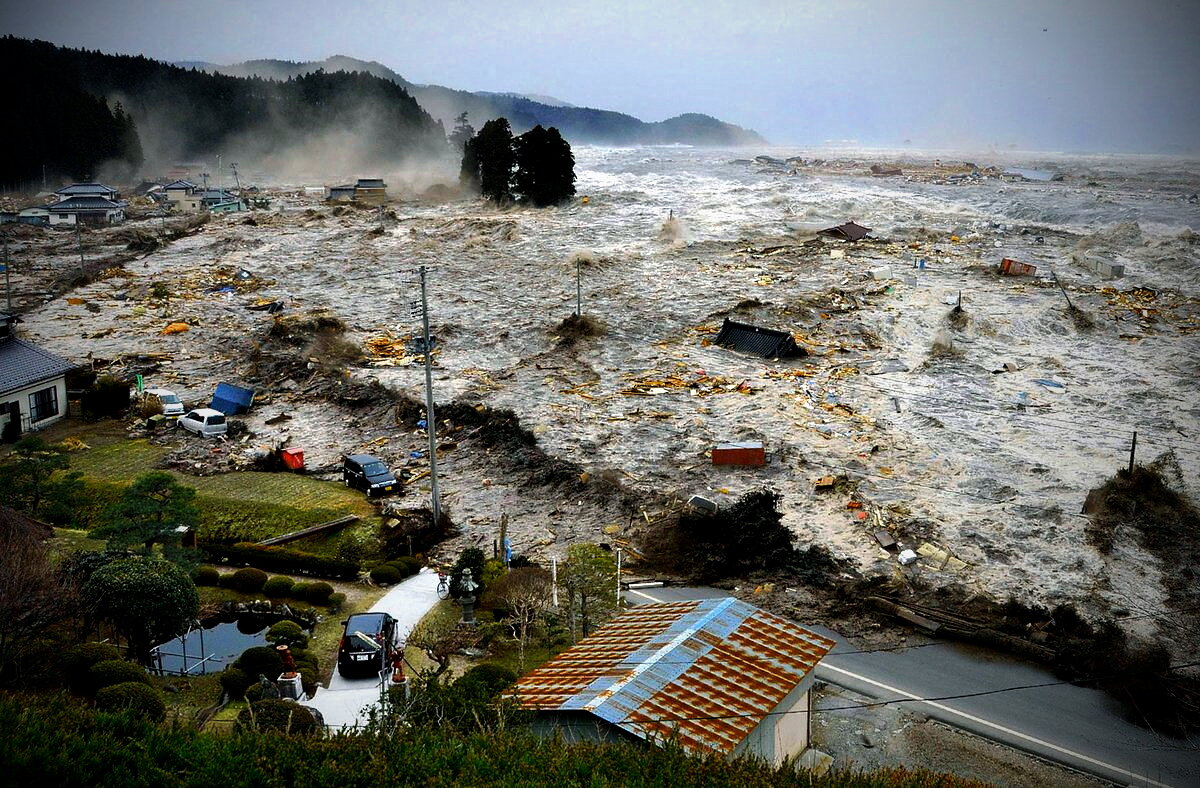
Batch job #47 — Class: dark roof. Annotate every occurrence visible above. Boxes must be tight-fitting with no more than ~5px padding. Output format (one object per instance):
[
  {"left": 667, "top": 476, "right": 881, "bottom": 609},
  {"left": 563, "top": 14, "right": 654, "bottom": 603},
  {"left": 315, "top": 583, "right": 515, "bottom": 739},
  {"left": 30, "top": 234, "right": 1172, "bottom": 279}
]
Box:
[
  {"left": 355, "top": 178, "right": 386, "bottom": 189},
  {"left": 55, "top": 182, "right": 117, "bottom": 196},
  {"left": 47, "top": 196, "right": 121, "bottom": 212},
  {"left": 164, "top": 179, "right": 197, "bottom": 190},
  {"left": 0, "top": 336, "right": 76, "bottom": 394},
  {"left": 713, "top": 318, "right": 804, "bottom": 359},
  {"left": 818, "top": 221, "right": 872, "bottom": 242}
]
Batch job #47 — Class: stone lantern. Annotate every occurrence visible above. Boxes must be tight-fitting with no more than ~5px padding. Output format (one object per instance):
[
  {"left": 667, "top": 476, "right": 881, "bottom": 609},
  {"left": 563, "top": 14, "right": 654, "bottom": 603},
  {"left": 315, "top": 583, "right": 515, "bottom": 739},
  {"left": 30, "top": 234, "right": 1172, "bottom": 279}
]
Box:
[{"left": 456, "top": 567, "right": 479, "bottom": 625}]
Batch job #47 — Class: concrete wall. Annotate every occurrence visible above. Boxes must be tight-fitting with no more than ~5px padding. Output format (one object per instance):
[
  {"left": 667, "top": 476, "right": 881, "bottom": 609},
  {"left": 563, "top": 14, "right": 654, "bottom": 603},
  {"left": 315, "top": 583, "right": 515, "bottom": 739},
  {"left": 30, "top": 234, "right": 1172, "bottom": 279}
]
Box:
[
  {"left": 735, "top": 683, "right": 811, "bottom": 767},
  {"left": 1, "top": 376, "right": 67, "bottom": 434}
]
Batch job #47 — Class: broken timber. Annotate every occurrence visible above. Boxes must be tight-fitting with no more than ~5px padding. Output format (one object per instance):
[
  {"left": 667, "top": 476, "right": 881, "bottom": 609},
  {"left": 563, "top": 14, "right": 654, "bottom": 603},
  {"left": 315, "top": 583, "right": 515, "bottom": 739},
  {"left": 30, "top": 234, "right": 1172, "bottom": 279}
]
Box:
[{"left": 257, "top": 514, "right": 359, "bottom": 546}]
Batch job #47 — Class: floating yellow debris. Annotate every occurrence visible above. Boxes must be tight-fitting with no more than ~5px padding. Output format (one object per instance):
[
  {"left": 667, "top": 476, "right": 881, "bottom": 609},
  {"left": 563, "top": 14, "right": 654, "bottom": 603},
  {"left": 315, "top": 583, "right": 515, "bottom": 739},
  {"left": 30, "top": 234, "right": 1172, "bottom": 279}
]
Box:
[
  {"left": 618, "top": 371, "right": 755, "bottom": 397},
  {"left": 161, "top": 322, "right": 190, "bottom": 335}
]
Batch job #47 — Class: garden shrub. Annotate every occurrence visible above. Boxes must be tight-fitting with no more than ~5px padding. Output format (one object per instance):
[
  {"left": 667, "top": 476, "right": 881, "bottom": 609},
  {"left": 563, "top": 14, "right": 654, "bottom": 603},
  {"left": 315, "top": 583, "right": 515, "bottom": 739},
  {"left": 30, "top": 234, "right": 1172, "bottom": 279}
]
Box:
[
  {"left": 236, "top": 699, "right": 317, "bottom": 734},
  {"left": 262, "top": 575, "right": 294, "bottom": 598},
  {"left": 457, "top": 664, "right": 517, "bottom": 696},
  {"left": 369, "top": 564, "right": 402, "bottom": 585},
  {"left": 290, "top": 581, "right": 311, "bottom": 599},
  {"left": 62, "top": 642, "right": 121, "bottom": 678},
  {"left": 394, "top": 555, "right": 423, "bottom": 576},
  {"left": 192, "top": 566, "right": 220, "bottom": 586},
  {"left": 302, "top": 581, "right": 334, "bottom": 605},
  {"left": 327, "top": 592, "right": 346, "bottom": 611},
  {"left": 236, "top": 646, "right": 283, "bottom": 681},
  {"left": 244, "top": 681, "right": 264, "bottom": 703},
  {"left": 86, "top": 660, "right": 150, "bottom": 695},
  {"left": 94, "top": 682, "right": 165, "bottom": 722},
  {"left": 265, "top": 621, "right": 309, "bottom": 649},
  {"left": 219, "top": 667, "right": 252, "bottom": 700},
  {"left": 228, "top": 567, "right": 269, "bottom": 593},
  {"left": 198, "top": 541, "right": 359, "bottom": 580}
]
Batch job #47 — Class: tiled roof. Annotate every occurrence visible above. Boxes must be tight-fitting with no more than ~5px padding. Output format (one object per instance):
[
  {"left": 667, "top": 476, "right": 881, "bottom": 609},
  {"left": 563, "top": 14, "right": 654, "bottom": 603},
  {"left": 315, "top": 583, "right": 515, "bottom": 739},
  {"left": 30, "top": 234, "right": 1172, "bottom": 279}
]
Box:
[
  {"left": 714, "top": 318, "right": 804, "bottom": 359},
  {"left": 47, "top": 196, "right": 121, "bottom": 212},
  {"left": 0, "top": 337, "right": 76, "bottom": 394},
  {"left": 164, "top": 180, "right": 197, "bottom": 190},
  {"left": 817, "top": 221, "right": 872, "bottom": 242},
  {"left": 55, "top": 182, "right": 116, "bottom": 196},
  {"left": 510, "top": 598, "right": 835, "bottom": 755}
]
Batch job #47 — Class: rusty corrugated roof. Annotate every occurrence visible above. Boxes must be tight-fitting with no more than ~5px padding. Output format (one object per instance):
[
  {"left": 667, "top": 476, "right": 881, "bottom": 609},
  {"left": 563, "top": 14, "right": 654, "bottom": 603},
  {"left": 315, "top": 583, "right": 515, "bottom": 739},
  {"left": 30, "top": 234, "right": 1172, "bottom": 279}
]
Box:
[{"left": 510, "top": 598, "right": 835, "bottom": 755}]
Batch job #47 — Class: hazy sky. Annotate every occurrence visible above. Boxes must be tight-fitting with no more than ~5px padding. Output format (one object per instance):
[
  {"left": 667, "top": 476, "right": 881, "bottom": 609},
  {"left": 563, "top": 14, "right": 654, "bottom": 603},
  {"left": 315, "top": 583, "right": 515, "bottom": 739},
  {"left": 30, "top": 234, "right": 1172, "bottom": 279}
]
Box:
[{"left": 2, "top": 0, "right": 1198, "bottom": 152}]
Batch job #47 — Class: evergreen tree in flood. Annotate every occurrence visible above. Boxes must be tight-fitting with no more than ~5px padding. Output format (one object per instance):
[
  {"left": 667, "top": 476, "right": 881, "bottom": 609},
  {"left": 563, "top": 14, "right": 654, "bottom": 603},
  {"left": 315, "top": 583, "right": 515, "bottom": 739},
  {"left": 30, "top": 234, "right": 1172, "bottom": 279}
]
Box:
[
  {"left": 471, "top": 117, "right": 516, "bottom": 202},
  {"left": 514, "top": 125, "right": 576, "bottom": 206}
]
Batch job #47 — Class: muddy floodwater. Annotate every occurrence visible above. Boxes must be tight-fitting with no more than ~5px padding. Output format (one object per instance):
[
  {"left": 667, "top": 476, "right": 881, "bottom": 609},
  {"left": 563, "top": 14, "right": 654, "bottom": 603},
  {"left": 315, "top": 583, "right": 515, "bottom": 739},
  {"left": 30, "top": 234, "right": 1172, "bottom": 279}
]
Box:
[{"left": 13, "top": 146, "right": 1200, "bottom": 650}]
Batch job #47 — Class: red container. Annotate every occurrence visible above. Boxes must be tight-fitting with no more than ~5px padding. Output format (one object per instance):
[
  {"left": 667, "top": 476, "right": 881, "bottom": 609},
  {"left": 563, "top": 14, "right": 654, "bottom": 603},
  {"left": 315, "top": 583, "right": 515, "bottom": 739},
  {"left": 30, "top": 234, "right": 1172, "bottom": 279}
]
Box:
[
  {"left": 999, "top": 258, "right": 1037, "bottom": 276},
  {"left": 281, "top": 447, "right": 305, "bottom": 470},
  {"left": 711, "top": 442, "right": 766, "bottom": 466}
]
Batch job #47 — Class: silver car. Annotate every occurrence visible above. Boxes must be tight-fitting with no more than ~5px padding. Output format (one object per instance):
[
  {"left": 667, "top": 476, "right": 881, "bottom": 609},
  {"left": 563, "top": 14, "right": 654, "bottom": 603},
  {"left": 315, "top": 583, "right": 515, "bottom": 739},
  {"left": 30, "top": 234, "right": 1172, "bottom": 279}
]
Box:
[{"left": 177, "top": 408, "right": 228, "bottom": 437}]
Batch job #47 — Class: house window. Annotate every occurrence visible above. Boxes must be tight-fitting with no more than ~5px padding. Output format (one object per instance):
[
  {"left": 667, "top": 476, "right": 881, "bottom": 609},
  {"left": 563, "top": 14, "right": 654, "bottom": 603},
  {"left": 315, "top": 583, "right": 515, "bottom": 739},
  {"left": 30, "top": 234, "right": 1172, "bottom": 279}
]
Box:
[{"left": 28, "top": 385, "right": 59, "bottom": 423}]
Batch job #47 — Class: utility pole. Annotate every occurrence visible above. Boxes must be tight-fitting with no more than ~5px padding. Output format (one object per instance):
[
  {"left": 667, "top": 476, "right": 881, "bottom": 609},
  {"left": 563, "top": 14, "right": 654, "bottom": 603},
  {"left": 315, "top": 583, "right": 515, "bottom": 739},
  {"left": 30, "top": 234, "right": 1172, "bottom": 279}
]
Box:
[
  {"left": 1128, "top": 431, "right": 1137, "bottom": 474},
  {"left": 76, "top": 220, "right": 84, "bottom": 280},
  {"left": 216, "top": 154, "right": 222, "bottom": 190},
  {"left": 551, "top": 557, "right": 559, "bottom": 607},
  {"left": 615, "top": 548, "right": 623, "bottom": 607},
  {"left": 2, "top": 233, "right": 11, "bottom": 312},
  {"left": 419, "top": 265, "right": 441, "bottom": 524},
  {"left": 231, "top": 162, "right": 241, "bottom": 192},
  {"left": 575, "top": 256, "right": 582, "bottom": 316}
]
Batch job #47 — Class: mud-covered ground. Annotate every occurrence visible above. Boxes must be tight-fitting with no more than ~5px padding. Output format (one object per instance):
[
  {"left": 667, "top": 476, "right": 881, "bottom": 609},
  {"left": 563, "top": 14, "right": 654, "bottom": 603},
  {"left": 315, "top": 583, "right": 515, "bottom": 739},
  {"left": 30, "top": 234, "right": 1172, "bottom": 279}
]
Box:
[{"left": 7, "top": 148, "right": 1199, "bottom": 657}]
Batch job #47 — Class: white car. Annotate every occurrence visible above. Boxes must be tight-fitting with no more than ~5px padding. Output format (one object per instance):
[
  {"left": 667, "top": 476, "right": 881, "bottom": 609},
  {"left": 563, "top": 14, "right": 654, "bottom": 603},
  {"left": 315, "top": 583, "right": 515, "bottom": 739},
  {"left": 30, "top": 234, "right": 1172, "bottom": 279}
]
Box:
[
  {"left": 177, "top": 408, "right": 228, "bottom": 437},
  {"left": 144, "top": 387, "right": 185, "bottom": 418}
]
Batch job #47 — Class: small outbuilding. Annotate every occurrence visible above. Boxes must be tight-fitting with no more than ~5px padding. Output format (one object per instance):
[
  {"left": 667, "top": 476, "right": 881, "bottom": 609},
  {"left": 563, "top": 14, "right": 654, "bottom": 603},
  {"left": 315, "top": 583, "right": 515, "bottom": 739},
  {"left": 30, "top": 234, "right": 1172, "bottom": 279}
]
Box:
[
  {"left": 713, "top": 318, "right": 804, "bottom": 359},
  {"left": 17, "top": 206, "right": 50, "bottom": 226},
  {"left": 510, "top": 598, "right": 835, "bottom": 767}
]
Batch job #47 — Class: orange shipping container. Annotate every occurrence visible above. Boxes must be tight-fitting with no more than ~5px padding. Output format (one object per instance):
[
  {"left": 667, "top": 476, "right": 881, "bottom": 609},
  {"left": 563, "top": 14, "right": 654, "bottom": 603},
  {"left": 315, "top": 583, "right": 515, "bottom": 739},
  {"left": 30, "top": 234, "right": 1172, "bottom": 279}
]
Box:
[
  {"left": 999, "top": 258, "right": 1037, "bottom": 276},
  {"left": 711, "top": 441, "right": 765, "bottom": 466}
]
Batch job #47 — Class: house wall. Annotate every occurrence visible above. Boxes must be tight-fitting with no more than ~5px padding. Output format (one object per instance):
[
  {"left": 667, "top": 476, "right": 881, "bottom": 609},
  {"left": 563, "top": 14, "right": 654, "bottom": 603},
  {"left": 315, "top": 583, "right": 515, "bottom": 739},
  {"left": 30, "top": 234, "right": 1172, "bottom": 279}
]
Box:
[
  {"left": 166, "top": 191, "right": 200, "bottom": 212},
  {"left": 735, "top": 684, "right": 811, "bottom": 766},
  {"left": 48, "top": 212, "right": 76, "bottom": 226},
  {"left": 1, "top": 376, "right": 68, "bottom": 434}
]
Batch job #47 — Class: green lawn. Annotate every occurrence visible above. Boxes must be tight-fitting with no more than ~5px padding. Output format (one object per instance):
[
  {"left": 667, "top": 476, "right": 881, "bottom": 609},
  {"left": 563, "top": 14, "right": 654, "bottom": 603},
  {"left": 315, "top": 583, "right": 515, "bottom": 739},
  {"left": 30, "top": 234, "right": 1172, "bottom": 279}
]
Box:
[{"left": 53, "top": 422, "right": 379, "bottom": 549}]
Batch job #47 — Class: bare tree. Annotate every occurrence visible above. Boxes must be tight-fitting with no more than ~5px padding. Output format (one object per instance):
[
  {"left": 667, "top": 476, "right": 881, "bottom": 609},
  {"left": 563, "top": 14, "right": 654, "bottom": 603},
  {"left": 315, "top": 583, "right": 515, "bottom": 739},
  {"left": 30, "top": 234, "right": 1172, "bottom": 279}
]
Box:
[
  {"left": 493, "top": 567, "right": 552, "bottom": 672},
  {"left": 406, "top": 613, "right": 475, "bottom": 680},
  {"left": 0, "top": 507, "right": 69, "bottom": 685}
]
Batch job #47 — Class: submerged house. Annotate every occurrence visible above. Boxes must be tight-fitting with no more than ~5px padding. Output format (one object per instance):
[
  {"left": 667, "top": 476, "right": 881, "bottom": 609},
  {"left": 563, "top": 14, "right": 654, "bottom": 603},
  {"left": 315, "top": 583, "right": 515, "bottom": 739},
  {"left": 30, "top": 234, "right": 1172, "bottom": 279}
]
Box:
[
  {"left": 163, "top": 180, "right": 200, "bottom": 212},
  {"left": 817, "top": 221, "right": 872, "bottom": 242},
  {"left": 510, "top": 598, "right": 835, "bottom": 767},
  {"left": 0, "top": 314, "right": 76, "bottom": 436},
  {"left": 354, "top": 178, "right": 387, "bottom": 201},
  {"left": 713, "top": 318, "right": 805, "bottom": 359}
]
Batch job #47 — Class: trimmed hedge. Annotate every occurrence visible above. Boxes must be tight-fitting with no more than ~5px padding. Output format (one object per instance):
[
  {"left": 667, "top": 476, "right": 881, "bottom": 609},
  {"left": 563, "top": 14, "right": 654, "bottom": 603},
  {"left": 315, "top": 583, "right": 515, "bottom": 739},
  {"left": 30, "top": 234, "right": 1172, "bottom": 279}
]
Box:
[
  {"left": 192, "top": 566, "right": 220, "bottom": 586},
  {"left": 236, "top": 646, "right": 283, "bottom": 681},
  {"left": 86, "top": 660, "right": 150, "bottom": 695},
  {"left": 94, "top": 682, "right": 165, "bottom": 722},
  {"left": 62, "top": 642, "right": 120, "bottom": 680},
  {"left": 262, "top": 576, "right": 294, "bottom": 598},
  {"left": 369, "top": 564, "right": 402, "bottom": 585},
  {"left": 228, "top": 567, "right": 269, "bottom": 593},
  {"left": 236, "top": 699, "right": 317, "bottom": 735},
  {"left": 301, "top": 581, "right": 334, "bottom": 605},
  {"left": 199, "top": 541, "right": 359, "bottom": 580},
  {"left": 219, "top": 667, "right": 252, "bottom": 700},
  {"left": 394, "top": 556, "right": 423, "bottom": 576},
  {"left": 265, "top": 621, "right": 308, "bottom": 649}
]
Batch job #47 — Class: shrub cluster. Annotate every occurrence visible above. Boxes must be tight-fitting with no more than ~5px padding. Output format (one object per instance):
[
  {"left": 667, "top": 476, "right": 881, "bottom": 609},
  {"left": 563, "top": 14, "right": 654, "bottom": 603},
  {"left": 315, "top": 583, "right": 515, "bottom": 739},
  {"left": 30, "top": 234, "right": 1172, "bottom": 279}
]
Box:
[
  {"left": 62, "top": 642, "right": 121, "bottom": 687},
  {"left": 86, "top": 660, "right": 150, "bottom": 695},
  {"left": 94, "top": 682, "right": 165, "bottom": 722},
  {"left": 235, "top": 698, "right": 317, "bottom": 734},
  {"left": 222, "top": 567, "right": 269, "bottom": 593},
  {"left": 199, "top": 541, "right": 358, "bottom": 579},
  {"left": 369, "top": 556, "right": 423, "bottom": 585},
  {"left": 192, "top": 566, "right": 220, "bottom": 586},
  {"left": 262, "top": 575, "right": 294, "bottom": 598}
]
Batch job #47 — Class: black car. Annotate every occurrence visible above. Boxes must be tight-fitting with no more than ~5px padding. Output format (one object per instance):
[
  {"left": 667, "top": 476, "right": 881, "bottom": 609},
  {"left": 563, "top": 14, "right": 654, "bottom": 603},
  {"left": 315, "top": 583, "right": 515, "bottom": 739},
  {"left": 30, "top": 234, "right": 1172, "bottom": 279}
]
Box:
[
  {"left": 337, "top": 611, "right": 398, "bottom": 678},
  {"left": 342, "top": 453, "right": 399, "bottom": 497}
]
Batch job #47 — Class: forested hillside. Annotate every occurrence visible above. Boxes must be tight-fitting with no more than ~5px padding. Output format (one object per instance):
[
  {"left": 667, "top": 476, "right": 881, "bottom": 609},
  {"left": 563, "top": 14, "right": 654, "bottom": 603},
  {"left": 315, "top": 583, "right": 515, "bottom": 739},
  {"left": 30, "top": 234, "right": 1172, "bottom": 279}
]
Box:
[{"left": 0, "top": 37, "right": 448, "bottom": 187}]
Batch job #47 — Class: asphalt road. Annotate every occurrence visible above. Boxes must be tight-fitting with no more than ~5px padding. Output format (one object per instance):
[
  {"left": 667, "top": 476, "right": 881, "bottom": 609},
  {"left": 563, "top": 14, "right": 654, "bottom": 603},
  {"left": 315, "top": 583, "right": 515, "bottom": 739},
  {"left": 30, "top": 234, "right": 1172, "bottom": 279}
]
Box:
[{"left": 624, "top": 585, "right": 1200, "bottom": 787}]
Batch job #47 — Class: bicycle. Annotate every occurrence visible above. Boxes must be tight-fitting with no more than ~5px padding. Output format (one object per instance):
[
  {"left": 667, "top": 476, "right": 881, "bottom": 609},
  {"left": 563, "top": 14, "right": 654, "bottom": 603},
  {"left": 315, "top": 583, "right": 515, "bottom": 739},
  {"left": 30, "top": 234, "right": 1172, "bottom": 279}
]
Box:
[{"left": 436, "top": 571, "right": 450, "bottom": 600}]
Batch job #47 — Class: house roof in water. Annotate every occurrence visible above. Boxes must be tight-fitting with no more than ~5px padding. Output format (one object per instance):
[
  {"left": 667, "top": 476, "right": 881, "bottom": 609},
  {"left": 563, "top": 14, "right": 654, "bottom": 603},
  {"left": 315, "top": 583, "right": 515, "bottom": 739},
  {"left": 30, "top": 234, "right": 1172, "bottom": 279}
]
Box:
[
  {"left": 55, "top": 182, "right": 116, "bottom": 196},
  {"left": 510, "top": 598, "right": 835, "bottom": 755},
  {"left": 164, "top": 180, "right": 197, "bottom": 191},
  {"left": 713, "top": 318, "right": 804, "bottom": 359},
  {"left": 47, "top": 196, "right": 121, "bottom": 212},
  {"left": 817, "top": 221, "right": 872, "bottom": 242},
  {"left": 355, "top": 178, "right": 386, "bottom": 189},
  {"left": 0, "top": 336, "right": 76, "bottom": 395}
]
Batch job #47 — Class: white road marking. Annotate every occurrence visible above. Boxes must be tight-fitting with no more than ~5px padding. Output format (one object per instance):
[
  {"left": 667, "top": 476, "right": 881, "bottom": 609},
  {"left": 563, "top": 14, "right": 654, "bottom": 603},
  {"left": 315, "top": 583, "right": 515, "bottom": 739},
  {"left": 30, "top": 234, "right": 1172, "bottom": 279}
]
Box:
[{"left": 817, "top": 662, "right": 1176, "bottom": 788}]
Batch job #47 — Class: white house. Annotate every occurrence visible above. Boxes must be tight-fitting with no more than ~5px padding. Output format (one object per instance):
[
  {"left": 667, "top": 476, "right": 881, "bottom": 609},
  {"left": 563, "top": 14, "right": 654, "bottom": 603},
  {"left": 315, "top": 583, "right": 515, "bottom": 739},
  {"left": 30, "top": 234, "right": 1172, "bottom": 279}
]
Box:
[
  {"left": 163, "top": 180, "right": 201, "bottom": 212},
  {"left": 47, "top": 196, "right": 125, "bottom": 226},
  {"left": 510, "top": 597, "right": 835, "bottom": 767},
  {"left": 0, "top": 314, "right": 76, "bottom": 436}
]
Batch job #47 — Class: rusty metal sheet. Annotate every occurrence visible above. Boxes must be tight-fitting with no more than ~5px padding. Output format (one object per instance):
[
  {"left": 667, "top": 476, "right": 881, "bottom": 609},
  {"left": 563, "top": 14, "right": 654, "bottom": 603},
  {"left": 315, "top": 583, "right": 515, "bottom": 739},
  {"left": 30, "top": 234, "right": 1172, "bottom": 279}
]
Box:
[{"left": 509, "top": 598, "right": 835, "bottom": 755}]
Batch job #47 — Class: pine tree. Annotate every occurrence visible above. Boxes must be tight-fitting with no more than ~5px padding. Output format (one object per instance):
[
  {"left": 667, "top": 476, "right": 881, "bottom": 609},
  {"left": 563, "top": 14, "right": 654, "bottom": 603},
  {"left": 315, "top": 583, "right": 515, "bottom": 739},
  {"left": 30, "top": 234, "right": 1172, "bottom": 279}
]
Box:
[
  {"left": 513, "top": 124, "right": 576, "bottom": 206},
  {"left": 474, "top": 118, "right": 516, "bottom": 203},
  {"left": 448, "top": 111, "right": 475, "bottom": 152}
]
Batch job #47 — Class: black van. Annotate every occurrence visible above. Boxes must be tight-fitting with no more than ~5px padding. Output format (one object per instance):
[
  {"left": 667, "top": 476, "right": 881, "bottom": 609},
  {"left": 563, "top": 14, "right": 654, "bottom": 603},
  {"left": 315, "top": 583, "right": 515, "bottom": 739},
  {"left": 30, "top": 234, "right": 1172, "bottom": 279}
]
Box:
[
  {"left": 342, "top": 454, "right": 399, "bottom": 497},
  {"left": 337, "top": 611, "right": 397, "bottom": 678}
]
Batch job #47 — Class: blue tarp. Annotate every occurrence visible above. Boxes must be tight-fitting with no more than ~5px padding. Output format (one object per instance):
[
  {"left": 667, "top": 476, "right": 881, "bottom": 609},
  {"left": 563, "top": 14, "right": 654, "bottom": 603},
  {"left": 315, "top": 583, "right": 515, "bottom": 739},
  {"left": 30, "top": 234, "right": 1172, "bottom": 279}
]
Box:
[{"left": 210, "top": 382, "right": 255, "bottom": 414}]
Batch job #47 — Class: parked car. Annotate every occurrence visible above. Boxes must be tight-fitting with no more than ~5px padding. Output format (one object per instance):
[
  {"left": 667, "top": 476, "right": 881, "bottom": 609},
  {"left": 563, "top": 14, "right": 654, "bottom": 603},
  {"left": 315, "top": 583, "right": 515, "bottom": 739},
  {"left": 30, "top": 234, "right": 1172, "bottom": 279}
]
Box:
[
  {"left": 177, "top": 408, "right": 228, "bottom": 437},
  {"left": 143, "top": 387, "right": 185, "bottom": 418},
  {"left": 337, "top": 611, "right": 397, "bottom": 678},
  {"left": 342, "top": 454, "right": 399, "bottom": 497}
]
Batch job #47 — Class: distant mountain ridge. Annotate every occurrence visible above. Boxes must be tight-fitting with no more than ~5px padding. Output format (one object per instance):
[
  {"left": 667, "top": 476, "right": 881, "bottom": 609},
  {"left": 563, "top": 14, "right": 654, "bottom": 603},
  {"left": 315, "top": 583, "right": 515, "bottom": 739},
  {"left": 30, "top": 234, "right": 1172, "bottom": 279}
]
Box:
[{"left": 179, "top": 55, "right": 766, "bottom": 146}]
